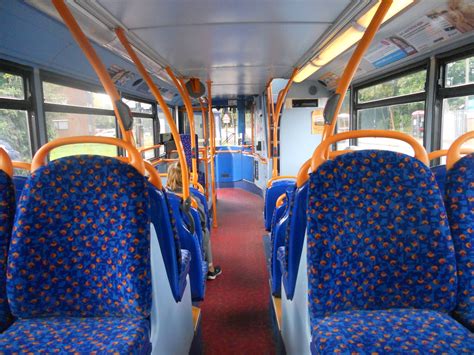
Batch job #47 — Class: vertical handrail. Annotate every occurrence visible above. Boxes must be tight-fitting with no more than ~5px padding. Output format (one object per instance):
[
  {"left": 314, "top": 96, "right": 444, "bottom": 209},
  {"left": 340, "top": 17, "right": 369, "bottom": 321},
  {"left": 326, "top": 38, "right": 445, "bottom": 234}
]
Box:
[
  {"left": 265, "top": 84, "right": 273, "bottom": 159},
  {"left": 207, "top": 80, "right": 218, "bottom": 228},
  {"left": 165, "top": 68, "right": 199, "bottom": 187},
  {"left": 115, "top": 27, "right": 190, "bottom": 200},
  {"left": 199, "top": 98, "right": 210, "bottom": 198},
  {"left": 52, "top": 0, "right": 132, "bottom": 143},
  {"left": 251, "top": 103, "right": 255, "bottom": 154},
  {"left": 272, "top": 68, "right": 298, "bottom": 177},
  {"left": 327, "top": 0, "right": 393, "bottom": 137}
]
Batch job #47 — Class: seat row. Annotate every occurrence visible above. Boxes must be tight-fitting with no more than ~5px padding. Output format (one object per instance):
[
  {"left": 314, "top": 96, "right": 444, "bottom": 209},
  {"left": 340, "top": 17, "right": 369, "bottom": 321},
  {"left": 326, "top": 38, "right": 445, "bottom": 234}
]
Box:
[
  {"left": 265, "top": 130, "right": 474, "bottom": 353},
  {"left": 0, "top": 136, "right": 211, "bottom": 353}
]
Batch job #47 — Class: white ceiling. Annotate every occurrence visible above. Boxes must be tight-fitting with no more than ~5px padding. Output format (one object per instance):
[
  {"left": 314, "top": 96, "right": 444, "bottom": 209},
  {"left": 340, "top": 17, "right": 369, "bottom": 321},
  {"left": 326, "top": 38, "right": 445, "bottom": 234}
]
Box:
[{"left": 95, "top": 0, "right": 354, "bottom": 98}]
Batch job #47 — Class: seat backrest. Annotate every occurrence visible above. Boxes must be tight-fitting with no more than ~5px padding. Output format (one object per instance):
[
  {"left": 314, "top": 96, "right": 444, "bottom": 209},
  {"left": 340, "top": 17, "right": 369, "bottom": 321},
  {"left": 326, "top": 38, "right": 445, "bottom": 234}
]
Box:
[
  {"left": 0, "top": 169, "right": 15, "bottom": 331},
  {"left": 307, "top": 150, "right": 457, "bottom": 320},
  {"left": 12, "top": 176, "right": 27, "bottom": 204},
  {"left": 264, "top": 180, "right": 295, "bottom": 231},
  {"left": 190, "top": 186, "right": 211, "bottom": 230},
  {"left": 431, "top": 164, "right": 447, "bottom": 198},
  {"left": 445, "top": 153, "right": 474, "bottom": 331},
  {"left": 282, "top": 182, "right": 308, "bottom": 300},
  {"left": 7, "top": 156, "right": 151, "bottom": 318},
  {"left": 148, "top": 185, "right": 185, "bottom": 302}
]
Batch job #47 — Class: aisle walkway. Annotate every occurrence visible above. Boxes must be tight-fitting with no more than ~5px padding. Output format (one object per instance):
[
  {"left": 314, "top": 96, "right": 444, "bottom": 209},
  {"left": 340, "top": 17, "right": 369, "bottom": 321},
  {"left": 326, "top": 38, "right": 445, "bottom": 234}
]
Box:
[{"left": 200, "top": 188, "right": 276, "bottom": 354}]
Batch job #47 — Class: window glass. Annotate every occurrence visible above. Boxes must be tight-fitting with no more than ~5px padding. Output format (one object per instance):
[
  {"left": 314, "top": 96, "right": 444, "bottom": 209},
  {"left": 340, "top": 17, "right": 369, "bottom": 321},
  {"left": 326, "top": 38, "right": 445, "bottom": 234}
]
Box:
[
  {"left": 0, "top": 72, "right": 24, "bottom": 100},
  {"left": 43, "top": 82, "right": 113, "bottom": 109},
  {"left": 445, "top": 55, "right": 474, "bottom": 88},
  {"left": 245, "top": 111, "right": 252, "bottom": 145},
  {"left": 46, "top": 112, "right": 117, "bottom": 158},
  {"left": 357, "top": 101, "right": 425, "bottom": 155},
  {"left": 217, "top": 108, "right": 238, "bottom": 146},
  {"left": 122, "top": 98, "right": 153, "bottom": 114},
  {"left": 157, "top": 107, "right": 171, "bottom": 134},
  {"left": 0, "top": 109, "right": 31, "bottom": 161},
  {"left": 358, "top": 70, "right": 426, "bottom": 103},
  {"left": 133, "top": 117, "right": 155, "bottom": 159},
  {"left": 336, "top": 91, "right": 350, "bottom": 150},
  {"left": 441, "top": 95, "right": 474, "bottom": 149}
]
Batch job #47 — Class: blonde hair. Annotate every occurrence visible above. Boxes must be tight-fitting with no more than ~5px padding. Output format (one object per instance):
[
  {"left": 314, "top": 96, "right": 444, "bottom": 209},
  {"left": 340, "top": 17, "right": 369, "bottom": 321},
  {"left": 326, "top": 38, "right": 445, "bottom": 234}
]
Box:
[{"left": 166, "top": 162, "right": 183, "bottom": 191}]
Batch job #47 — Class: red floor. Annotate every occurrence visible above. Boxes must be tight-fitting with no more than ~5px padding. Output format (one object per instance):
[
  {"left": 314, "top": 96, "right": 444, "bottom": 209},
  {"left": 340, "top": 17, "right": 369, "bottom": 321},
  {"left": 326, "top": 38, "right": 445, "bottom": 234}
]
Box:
[{"left": 200, "top": 188, "right": 276, "bottom": 354}]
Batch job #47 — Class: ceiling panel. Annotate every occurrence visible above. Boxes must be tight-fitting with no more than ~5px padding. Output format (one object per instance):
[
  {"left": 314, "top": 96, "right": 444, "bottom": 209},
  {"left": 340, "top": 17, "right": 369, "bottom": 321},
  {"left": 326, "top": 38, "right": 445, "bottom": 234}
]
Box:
[{"left": 95, "top": 0, "right": 352, "bottom": 97}]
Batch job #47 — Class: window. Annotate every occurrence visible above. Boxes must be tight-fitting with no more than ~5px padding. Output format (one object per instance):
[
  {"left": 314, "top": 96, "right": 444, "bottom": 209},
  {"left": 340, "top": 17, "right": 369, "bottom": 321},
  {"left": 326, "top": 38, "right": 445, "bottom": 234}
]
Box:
[
  {"left": 42, "top": 80, "right": 118, "bottom": 159},
  {"left": 354, "top": 67, "right": 427, "bottom": 154},
  {"left": 440, "top": 54, "right": 474, "bottom": 151},
  {"left": 336, "top": 91, "right": 351, "bottom": 150},
  {"left": 0, "top": 70, "right": 32, "bottom": 161}
]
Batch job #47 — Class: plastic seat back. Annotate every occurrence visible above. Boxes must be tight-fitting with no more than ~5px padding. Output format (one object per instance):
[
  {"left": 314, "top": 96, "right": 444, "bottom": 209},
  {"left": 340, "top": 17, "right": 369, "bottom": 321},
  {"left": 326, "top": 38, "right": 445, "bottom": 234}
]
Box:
[
  {"left": 148, "top": 185, "right": 188, "bottom": 302},
  {"left": 166, "top": 192, "right": 206, "bottom": 302},
  {"left": 0, "top": 168, "right": 15, "bottom": 331},
  {"left": 445, "top": 153, "right": 474, "bottom": 331},
  {"left": 264, "top": 179, "right": 295, "bottom": 231},
  {"left": 7, "top": 156, "right": 151, "bottom": 318},
  {"left": 307, "top": 150, "right": 457, "bottom": 322},
  {"left": 281, "top": 181, "right": 308, "bottom": 300}
]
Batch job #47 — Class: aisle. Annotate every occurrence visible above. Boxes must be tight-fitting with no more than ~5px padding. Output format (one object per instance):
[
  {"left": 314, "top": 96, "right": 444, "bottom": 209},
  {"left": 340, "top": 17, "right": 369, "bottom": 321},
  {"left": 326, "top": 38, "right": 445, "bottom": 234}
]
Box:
[{"left": 200, "top": 188, "right": 276, "bottom": 354}]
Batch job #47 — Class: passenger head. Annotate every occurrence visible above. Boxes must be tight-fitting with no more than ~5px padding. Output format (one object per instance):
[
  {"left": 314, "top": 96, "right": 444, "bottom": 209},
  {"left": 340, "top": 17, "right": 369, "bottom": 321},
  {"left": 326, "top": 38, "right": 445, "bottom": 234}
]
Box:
[{"left": 166, "top": 162, "right": 183, "bottom": 191}]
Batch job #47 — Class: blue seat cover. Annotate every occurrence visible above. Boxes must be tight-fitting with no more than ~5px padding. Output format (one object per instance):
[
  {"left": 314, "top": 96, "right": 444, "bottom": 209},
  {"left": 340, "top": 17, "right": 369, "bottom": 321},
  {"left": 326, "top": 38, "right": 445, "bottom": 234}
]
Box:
[
  {"left": 307, "top": 151, "right": 461, "bottom": 352},
  {"left": 12, "top": 175, "right": 27, "bottom": 204},
  {"left": 311, "top": 309, "right": 473, "bottom": 353},
  {"left": 190, "top": 186, "right": 211, "bottom": 231},
  {"left": 167, "top": 192, "right": 207, "bottom": 302},
  {"left": 431, "top": 164, "right": 447, "bottom": 198},
  {"left": 0, "top": 170, "right": 15, "bottom": 332},
  {"left": 148, "top": 185, "right": 190, "bottom": 302},
  {"left": 3, "top": 156, "right": 152, "bottom": 352},
  {"left": 264, "top": 179, "right": 295, "bottom": 231},
  {"left": 280, "top": 182, "right": 308, "bottom": 300},
  {"left": 0, "top": 317, "right": 151, "bottom": 354},
  {"left": 445, "top": 153, "right": 474, "bottom": 331}
]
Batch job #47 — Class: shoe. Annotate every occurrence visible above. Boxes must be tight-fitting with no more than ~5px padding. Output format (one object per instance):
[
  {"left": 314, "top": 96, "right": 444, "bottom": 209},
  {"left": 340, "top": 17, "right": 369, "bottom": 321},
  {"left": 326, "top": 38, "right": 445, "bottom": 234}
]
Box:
[{"left": 207, "top": 266, "right": 222, "bottom": 280}]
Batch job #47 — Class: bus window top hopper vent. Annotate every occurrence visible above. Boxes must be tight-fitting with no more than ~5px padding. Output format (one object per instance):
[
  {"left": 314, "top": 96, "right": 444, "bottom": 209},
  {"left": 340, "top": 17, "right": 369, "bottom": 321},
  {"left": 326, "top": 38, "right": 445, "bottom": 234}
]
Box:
[
  {"left": 323, "top": 93, "right": 341, "bottom": 126},
  {"left": 115, "top": 100, "right": 134, "bottom": 131},
  {"left": 186, "top": 78, "right": 206, "bottom": 98}
]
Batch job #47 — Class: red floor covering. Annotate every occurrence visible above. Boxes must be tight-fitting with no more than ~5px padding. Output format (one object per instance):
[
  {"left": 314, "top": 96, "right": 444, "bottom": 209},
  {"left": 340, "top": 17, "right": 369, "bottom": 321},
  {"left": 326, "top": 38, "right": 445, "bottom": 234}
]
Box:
[{"left": 200, "top": 188, "right": 276, "bottom": 354}]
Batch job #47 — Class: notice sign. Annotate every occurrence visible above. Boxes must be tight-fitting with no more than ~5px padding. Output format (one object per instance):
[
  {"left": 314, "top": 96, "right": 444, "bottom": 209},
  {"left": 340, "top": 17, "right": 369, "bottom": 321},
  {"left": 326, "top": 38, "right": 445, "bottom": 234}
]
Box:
[{"left": 311, "top": 108, "right": 324, "bottom": 135}]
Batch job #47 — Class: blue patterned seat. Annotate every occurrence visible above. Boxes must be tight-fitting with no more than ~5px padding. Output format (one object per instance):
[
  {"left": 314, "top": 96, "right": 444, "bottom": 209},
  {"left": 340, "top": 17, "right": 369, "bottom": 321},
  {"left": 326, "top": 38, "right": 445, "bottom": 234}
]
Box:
[
  {"left": 264, "top": 179, "right": 295, "bottom": 231},
  {"left": 12, "top": 175, "right": 27, "bottom": 204},
  {"left": 148, "top": 185, "right": 191, "bottom": 302},
  {"left": 270, "top": 189, "right": 293, "bottom": 296},
  {"left": 311, "top": 309, "right": 473, "bottom": 353},
  {"left": 445, "top": 153, "right": 474, "bottom": 331},
  {"left": 431, "top": 164, "right": 447, "bottom": 197},
  {"left": 307, "top": 150, "right": 471, "bottom": 352},
  {"left": 0, "top": 169, "right": 15, "bottom": 332},
  {"left": 1, "top": 156, "right": 152, "bottom": 352},
  {"left": 167, "top": 192, "right": 207, "bottom": 302},
  {"left": 0, "top": 317, "right": 151, "bottom": 354},
  {"left": 278, "top": 182, "right": 308, "bottom": 300}
]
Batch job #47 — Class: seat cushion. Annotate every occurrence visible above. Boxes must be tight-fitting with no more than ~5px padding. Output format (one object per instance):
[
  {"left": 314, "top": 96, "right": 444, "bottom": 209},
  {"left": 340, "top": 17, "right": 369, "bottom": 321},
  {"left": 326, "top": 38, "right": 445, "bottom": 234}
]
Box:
[
  {"left": 307, "top": 151, "right": 457, "bottom": 320},
  {"left": 445, "top": 153, "right": 474, "bottom": 331},
  {"left": 311, "top": 309, "right": 474, "bottom": 354},
  {"left": 0, "top": 317, "right": 151, "bottom": 354}
]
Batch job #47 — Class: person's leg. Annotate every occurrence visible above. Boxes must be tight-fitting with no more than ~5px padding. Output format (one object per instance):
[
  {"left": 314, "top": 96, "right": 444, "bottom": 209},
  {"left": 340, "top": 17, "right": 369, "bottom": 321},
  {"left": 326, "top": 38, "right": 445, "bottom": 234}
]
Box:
[{"left": 203, "top": 226, "right": 221, "bottom": 279}]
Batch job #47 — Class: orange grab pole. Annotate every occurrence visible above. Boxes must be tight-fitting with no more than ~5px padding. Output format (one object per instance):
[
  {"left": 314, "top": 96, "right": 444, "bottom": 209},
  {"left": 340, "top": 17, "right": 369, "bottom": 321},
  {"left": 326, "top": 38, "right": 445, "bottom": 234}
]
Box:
[
  {"left": 115, "top": 28, "right": 190, "bottom": 199},
  {"left": 144, "top": 160, "right": 163, "bottom": 190},
  {"left": 447, "top": 131, "right": 474, "bottom": 170},
  {"left": 429, "top": 148, "right": 474, "bottom": 162},
  {"left": 0, "top": 148, "right": 13, "bottom": 178},
  {"left": 311, "top": 130, "right": 428, "bottom": 172},
  {"left": 272, "top": 68, "right": 298, "bottom": 177},
  {"left": 267, "top": 175, "right": 296, "bottom": 188},
  {"left": 32, "top": 136, "right": 145, "bottom": 174},
  {"left": 207, "top": 80, "right": 218, "bottom": 228},
  {"left": 199, "top": 99, "right": 210, "bottom": 198},
  {"left": 52, "top": 0, "right": 132, "bottom": 143},
  {"left": 327, "top": 0, "right": 393, "bottom": 137},
  {"left": 165, "top": 67, "right": 199, "bottom": 187},
  {"left": 267, "top": 84, "right": 276, "bottom": 161},
  {"left": 138, "top": 144, "right": 162, "bottom": 154},
  {"left": 12, "top": 161, "right": 31, "bottom": 172}
]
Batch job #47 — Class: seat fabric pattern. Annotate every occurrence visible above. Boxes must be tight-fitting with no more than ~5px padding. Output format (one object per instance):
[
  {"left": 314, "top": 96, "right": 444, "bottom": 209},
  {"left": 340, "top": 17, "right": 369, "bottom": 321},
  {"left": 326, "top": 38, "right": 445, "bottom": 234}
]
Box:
[
  {"left": 180, "top": 134, "right": 192, "bottom": 170},
  {"left": 445, "top": 153, "right": 474, "bottom": 331},
  {"left": 0, "top": 317, "right": 151, "bottom": 354},
  {"left": 311, "top": 309, "right": 474, "bottom": 354},
  {"left": 7, "top": 156, "right": 151, "bottom": 318},
  {"left": 12, "top": 175, "right": 27, "bottom": 204},
  {"left": 264, "top": 180, "right": 295, "bottom": 231},
  {"left": 431, "top": 164, "right": 447, "bottom": 198},
  {"left": 307, "top": 151, "right": 456, "bottom": 321},
  {"left": 0, "top": 170, "right": 15, "bottom": 331}
]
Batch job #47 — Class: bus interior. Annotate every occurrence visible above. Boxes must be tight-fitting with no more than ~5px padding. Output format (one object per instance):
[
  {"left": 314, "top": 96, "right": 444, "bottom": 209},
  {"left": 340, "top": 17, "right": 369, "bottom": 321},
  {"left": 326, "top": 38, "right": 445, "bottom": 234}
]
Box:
[{"left": 0, "top": 0, "right": 473, "bottom": 353}]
